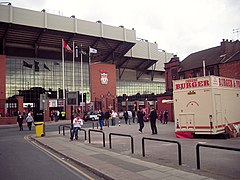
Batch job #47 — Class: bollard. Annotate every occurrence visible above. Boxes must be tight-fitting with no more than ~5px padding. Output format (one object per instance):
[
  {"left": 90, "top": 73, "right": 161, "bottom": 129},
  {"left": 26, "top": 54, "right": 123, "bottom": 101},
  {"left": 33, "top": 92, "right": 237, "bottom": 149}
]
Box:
[{"left": 118, "top": 120, "right": 121, "bottom": 126}]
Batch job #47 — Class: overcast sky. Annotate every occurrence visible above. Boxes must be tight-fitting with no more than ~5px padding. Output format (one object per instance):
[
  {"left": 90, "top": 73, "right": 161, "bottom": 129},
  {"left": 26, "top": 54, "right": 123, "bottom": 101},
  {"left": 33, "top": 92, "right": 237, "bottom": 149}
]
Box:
[{"left": 3, "top": 0, "right": 240, "bottom": 60}]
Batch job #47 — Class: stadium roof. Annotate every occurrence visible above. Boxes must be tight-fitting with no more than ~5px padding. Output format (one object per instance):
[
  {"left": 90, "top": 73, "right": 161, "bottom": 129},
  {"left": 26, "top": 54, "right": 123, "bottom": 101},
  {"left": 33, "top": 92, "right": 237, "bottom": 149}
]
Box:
[{"left": 0, "top": 4, "right": 168, "bottom": 78}]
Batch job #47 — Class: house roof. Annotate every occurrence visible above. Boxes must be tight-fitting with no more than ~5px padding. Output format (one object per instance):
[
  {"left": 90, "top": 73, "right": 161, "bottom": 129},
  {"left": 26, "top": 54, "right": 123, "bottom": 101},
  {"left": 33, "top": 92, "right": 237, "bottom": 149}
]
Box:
[
  {"left": 179, "top": 46, "right": 224, "bottom": 72},
  {"left": 179, "top": 40, "right": 240, "bottom": 72}
]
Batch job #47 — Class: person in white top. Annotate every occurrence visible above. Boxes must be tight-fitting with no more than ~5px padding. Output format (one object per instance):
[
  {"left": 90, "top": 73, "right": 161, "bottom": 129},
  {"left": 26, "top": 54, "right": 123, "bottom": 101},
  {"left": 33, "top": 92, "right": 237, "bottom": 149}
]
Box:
[
  {"left": 111, "top": 110, "right": 118, "bottom": 126},
  {"left": 70, "top": 114, "right": 83, "bottom": 141},
  {"left": 26, "top": 112, "right": 34, "bottom": 131}
]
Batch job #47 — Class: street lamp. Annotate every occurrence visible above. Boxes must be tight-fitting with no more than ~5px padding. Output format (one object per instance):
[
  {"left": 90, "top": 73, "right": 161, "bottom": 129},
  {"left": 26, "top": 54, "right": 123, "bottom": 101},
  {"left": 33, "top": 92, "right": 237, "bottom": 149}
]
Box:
[{"left": 42, "top": 91, "right": 51, "bottom": 136}]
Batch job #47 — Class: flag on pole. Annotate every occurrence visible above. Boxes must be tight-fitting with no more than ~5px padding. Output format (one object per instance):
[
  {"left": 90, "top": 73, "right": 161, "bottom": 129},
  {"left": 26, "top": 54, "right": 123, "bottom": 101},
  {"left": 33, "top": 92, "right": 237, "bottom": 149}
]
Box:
[
  {"left": 23, "top": 61, "right": 33, "bottom": 68},
  {"left": 89, "top": 47, "right": 97, "bottom": 54},
  {"left": 63, "top": 40, "right": 73, "bottom": 53},
  {"left": 44, "top": 64, "right": 51, "bottom": 71}
]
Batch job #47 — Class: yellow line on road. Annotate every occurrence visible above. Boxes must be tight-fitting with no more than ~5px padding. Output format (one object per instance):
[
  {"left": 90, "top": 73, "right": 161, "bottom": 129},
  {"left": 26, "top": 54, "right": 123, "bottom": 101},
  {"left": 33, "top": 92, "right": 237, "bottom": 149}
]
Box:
[{"left": 24, "top": 136, "right": 94, "bottom": 180}]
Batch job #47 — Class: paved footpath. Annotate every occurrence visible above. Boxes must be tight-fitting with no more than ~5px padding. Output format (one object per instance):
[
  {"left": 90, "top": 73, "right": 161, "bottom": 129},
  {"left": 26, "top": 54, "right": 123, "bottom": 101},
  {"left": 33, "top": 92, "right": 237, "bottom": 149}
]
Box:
[{"left": 29, "top": 121, "right": 222, "bottom": 180}]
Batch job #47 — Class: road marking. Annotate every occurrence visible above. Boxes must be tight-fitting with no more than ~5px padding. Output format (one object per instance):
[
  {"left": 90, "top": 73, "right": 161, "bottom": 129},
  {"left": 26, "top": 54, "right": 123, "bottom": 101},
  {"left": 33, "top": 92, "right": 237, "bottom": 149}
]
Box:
[{"left": 24, "top": 136, "right": 94, "bottom": 180}]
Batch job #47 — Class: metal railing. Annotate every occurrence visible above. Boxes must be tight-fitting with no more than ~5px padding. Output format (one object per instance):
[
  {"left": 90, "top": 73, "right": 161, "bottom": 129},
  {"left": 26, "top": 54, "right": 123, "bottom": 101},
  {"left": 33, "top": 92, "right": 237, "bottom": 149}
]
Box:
[
  {"left": 142, "top": 137, "right": 182, "bottom": 165},
  {"left": 58, "top": 124, "right": 70, "bottom": 135},
  {"left": 109, "top": 133, "right": 134, "bottom": 154},
  {"left": 88, "top": 129, "right": 105, "bottom": 147},
  {"left": 196, "top": 143, "right": 240, "bottom": 169}
]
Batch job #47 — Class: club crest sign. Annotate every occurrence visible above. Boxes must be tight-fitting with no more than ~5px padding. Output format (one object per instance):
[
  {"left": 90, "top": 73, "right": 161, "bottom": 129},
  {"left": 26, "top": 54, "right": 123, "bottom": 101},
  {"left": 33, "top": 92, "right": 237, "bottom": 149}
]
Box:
[{"left": 100, "top": 71, "right": 108, "bottom": 85}]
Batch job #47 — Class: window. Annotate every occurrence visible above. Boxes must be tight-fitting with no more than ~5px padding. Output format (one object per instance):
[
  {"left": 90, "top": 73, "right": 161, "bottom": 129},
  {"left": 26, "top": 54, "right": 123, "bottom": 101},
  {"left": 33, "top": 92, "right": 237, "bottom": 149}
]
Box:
[
  {"left": 171, "top": 69, "right": 178, "bottom": 80},
  {"left": 207, "top": 67, "right": 214, "bottom": 75}
]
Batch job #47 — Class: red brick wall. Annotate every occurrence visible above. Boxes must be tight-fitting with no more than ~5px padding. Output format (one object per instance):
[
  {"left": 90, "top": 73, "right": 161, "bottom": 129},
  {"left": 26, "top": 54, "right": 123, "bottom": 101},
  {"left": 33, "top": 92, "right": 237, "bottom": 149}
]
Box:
[
  {"left": 0, "top": 117, "right": 17, "bottom": 125},
  {"left": 219, "top": 61, "right": 240, "bottom": 79},
  {"left": 90, "top": 63, "right": 116, "bottom": 112},
  {"left": 164, "top": 56, "right": 180, "bottom": 92},
  {"left": 157, "top": 96, "right": 174, "bottom": 122},
  {"left": 16, "top": 96, "right": 24, "bottom": 115},
  {"left": 0, "top": 55, "right": 6, "bottom": 116}
]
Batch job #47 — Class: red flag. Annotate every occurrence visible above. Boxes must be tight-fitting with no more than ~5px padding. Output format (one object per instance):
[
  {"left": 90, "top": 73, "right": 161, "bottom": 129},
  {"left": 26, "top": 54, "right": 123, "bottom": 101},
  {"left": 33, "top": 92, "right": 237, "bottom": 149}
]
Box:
[{"left": 63, "top": 40, "right": 73, "bottom": 53}]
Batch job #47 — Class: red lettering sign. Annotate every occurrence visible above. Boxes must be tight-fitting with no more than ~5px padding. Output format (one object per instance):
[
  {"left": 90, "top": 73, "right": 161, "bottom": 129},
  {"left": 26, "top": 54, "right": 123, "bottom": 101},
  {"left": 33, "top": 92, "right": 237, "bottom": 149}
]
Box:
[{"left": 175, "top": 80, "right": 210, "bottom": 90}]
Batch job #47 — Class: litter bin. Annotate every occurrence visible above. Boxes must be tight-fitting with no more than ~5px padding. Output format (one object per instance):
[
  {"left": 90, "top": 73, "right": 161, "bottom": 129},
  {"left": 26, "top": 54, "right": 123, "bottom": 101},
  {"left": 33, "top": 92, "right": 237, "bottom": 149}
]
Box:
[{"left": 35, "top": 122, "right": 45, "bottom": 137}]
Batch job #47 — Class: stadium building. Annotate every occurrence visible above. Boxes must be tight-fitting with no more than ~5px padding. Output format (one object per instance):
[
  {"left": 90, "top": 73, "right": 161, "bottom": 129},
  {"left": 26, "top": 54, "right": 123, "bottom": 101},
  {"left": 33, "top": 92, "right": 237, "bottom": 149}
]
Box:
[{"left": 0, "top": 4, "right": 173, "bottom": 122}]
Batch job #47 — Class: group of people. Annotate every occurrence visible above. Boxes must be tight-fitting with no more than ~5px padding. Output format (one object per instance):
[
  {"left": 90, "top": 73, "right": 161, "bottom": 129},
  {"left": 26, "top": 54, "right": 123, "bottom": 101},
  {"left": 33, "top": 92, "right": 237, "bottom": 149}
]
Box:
[
  {"left": 70, "top": 109, "right": 119, "bottom": 140},
  {"left": 137, "top": 108, "right": 169, "bottom": 134},
  {"left": 70, "top": 108, "right": 169, "bottom": 141},
  {"left": 97, "top": 109, "right": 118, "bottom": 130},
  {"left": 50, "top": 110, "right": 66, "bottom": 121},
  {"left": 17, "top": 111, "right": 34, "bottom": 131},
  {"left": 123, "top": 110, "right": 136, "bottom": 125}
]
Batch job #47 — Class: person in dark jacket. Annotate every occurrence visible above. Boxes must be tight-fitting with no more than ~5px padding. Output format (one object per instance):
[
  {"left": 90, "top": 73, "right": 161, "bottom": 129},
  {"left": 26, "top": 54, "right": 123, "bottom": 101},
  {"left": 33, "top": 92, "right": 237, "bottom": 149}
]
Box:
[
  {"left": 17, "top": 111, "right": 24, "bottom": 131},
  {"left": 163, "top": 110, "right": 169, "bottom": 124},
  {"left": 137, "top": 108, "right": 145, "bottom": 133},
  {"left": 97, "top": 109, "right": 104, "bottom": 130},
  {"left": 132, "top": 110, "right": 136, "bottom": 123},
  {"left": 123, "top": 110, "right": 129, "bottom": 124},
  {"left": 149, "top": 107, "right": 158, "bottom": 134},
  {"left": 104, "top": 109, "right": 111, "bottom": 126}
]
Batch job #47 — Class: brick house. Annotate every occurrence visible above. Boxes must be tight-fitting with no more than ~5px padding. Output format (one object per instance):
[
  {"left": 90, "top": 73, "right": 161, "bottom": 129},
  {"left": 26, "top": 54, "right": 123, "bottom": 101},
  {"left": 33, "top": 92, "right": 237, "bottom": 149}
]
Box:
[
  {"left": 165, "top": 39, "right": 240, "bottom": 92},
  {"left": 162, "top": 39, "right": 240, "bottom": 122}
]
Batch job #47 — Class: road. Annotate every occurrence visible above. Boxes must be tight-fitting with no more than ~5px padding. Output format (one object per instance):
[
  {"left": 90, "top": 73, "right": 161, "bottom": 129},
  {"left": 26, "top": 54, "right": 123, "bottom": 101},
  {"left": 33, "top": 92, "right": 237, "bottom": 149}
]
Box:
[{"left": 0, "top": 122, "right": 101, "bottom": 180}]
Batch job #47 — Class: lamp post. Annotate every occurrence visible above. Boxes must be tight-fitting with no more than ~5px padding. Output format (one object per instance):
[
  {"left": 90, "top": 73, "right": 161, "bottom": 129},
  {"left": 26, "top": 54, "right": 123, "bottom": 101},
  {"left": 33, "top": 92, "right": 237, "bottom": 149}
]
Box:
[{"left": 42, "top": 91, "right": 51, "bottom": 136}]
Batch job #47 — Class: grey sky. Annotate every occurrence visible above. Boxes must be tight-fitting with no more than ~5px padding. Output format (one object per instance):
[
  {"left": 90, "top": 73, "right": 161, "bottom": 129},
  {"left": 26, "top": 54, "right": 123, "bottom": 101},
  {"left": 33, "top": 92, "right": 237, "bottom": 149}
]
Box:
[{"left": 3, "top": 0, "right": 240, "bottom": 60}]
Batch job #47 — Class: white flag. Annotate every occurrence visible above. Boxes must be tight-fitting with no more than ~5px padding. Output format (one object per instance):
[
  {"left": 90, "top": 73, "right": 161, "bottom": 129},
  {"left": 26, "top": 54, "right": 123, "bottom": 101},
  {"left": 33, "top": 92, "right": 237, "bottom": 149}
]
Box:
[{"left": 89, "top": 47, "right": 97, "bottom": 54}]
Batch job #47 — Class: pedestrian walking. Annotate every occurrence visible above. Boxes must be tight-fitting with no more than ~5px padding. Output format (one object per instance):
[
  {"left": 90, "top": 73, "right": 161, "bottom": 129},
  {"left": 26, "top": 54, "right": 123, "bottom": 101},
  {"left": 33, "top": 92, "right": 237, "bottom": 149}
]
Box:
[
  {"left": 137, "top": 108, "right": 145, "bottom": 133},
  {"left": 26, "top": 112, "right": 34, "bottom": 131},
  {"left": 149, "top": 107, "right": 158, "bottom": 134},
  {"left": 70, "top": 113, "right": 83, "bottom": 141},
  {"left": 97, "top": 109, "right": 104, "bottom": 130},
  {"left": 159, "top": 111, "right": 163, "bottom": 123},
  {"left": 111, "top": 110, "right": 118, "bottom": 126},
  {"left": 17, "top": 111, "right": 24, "bottom": 131},
  {"left": 132, "top": 110, "right": 136, "bottom": 123},
  {"left": 104, "top": 109, "right": 111, "bottom": 126},
  {"left": 163, "top": 110, "right": 169, "bottom": 124},
  {"left": 124, "top": 110, "right": 129, "bottom": 124}
]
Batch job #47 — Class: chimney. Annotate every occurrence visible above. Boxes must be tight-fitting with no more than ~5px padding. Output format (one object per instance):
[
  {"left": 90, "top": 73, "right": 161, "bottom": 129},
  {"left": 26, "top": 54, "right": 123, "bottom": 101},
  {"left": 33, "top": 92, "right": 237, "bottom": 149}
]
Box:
[{"left": 221, "top": 39, "right": 240, "bottom": 57}]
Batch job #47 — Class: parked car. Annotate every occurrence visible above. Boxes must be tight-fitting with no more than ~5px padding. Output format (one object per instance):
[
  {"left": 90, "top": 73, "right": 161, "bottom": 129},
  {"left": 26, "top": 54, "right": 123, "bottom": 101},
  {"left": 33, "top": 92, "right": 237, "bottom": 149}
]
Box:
[{"left": 83, "top": 111, "right": 99, "bottom": 122}]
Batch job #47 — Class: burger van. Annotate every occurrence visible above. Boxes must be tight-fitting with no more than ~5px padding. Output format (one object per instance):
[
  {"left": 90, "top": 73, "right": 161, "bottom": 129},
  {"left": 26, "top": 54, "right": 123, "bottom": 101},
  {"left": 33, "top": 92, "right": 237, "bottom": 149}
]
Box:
[{"left": 173, "top": 76, "right": 240, "bottom": 135}]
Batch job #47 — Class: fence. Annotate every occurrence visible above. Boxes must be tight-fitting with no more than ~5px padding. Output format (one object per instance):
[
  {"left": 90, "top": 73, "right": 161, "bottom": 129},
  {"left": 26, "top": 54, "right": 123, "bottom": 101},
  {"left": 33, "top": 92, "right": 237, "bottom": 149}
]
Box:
[
  {"left": 109, "top": 133, "right": 134, "bottom": 154},
  {"left": 196, "top": 143, "right": 240, "bottom": 169},
  {"left": 142, "top": 137, "right": 182, "bottom": 165},
  {"left": 88, "top": 129, "right": 105, "bottom": 147}
]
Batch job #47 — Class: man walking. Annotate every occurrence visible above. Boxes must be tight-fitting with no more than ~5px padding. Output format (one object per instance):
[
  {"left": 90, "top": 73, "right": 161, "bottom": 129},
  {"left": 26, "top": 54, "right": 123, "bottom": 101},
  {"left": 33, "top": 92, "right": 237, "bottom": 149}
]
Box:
[
  {"left": 163, "top": 110, "right": 169, "bottom": 124},
  {"left": 137, "top": 108, "right": 145, "bottom": 133},
  {"left": 149, "top": 107, "right": 158, "bottom": 134},
  {"left": 17, "top": 111, "right": 24, "bottom": 131},
  {"left": 97, "top": 109, "right": 104, "bottom": 130}
]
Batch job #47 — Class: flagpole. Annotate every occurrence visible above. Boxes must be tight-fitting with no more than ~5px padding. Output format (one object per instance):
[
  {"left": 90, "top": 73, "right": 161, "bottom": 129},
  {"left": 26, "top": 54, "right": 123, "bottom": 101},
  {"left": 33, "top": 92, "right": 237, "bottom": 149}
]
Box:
[
  {"left": 73, "top": 41, "right": 75, "bottom": 91},
  {"left": 62, "top": 39, "right": 65, "bottom": 102},
  {"left": 203, "top": 60, "right": 206, "bottom": 77},
  {"left": 88, "top": 47, "right": 91, "bottom": 104},
  {"left": 80, "top": 44, "right": 84, "bottom": 112}
]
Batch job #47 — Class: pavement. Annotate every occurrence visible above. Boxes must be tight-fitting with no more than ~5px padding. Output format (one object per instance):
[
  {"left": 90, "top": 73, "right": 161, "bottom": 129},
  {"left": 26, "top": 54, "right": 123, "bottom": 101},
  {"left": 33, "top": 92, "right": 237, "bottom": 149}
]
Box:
[{"left": 26, "top": 119, "right": 240, "bottom": 180}]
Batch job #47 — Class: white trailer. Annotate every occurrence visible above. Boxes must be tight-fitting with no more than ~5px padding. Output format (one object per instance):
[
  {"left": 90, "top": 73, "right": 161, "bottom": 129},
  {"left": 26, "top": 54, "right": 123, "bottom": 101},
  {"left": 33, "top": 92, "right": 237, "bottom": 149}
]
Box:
[{"left": 173, "top": 76, "right": 240, "bottom": 135}]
